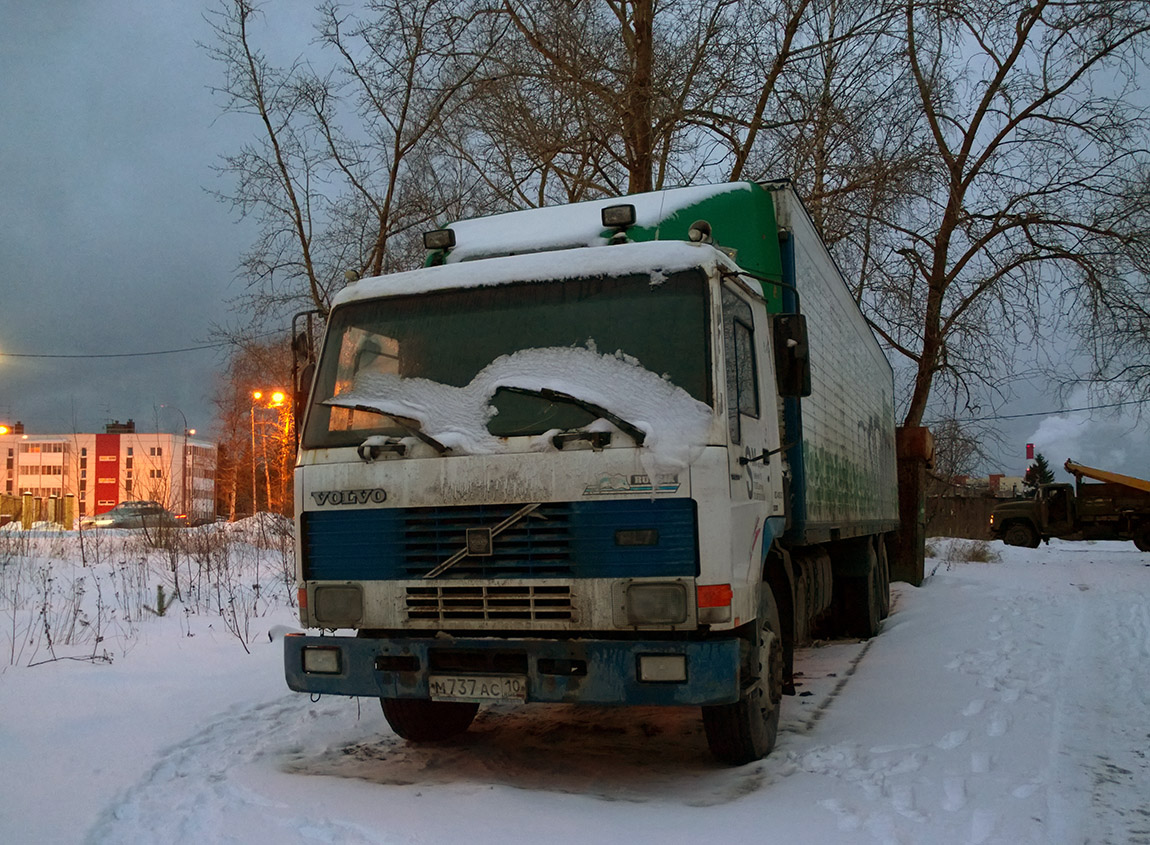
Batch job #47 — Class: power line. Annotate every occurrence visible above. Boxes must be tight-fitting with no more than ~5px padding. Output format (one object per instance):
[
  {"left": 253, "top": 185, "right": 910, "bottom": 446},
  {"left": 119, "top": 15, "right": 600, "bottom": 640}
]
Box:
[
  {"left": 0, "top": 343, "right": 225, "bottom": 359},
  {"left": 0, "top": 331, "right": 285, "bottom": 359},
  {"left": 929, "top": 397, "right": 1148, "bottom": 424}
]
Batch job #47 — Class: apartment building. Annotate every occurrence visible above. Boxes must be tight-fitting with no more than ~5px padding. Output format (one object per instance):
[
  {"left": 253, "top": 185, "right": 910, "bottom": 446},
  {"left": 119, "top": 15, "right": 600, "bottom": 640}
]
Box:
[{"left": 0, "top": 420, "right": 217, "bottom": 521}]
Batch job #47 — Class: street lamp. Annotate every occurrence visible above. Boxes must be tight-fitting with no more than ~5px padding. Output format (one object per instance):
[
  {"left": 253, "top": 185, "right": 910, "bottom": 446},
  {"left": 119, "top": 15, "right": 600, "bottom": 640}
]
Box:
[{"left": 160, "top": 404, "right": 189, "bottom": 518}]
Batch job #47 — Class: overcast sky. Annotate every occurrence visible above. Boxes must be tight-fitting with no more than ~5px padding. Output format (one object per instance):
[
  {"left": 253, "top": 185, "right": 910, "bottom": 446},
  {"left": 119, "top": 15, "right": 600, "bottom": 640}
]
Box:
[
  {"left": 0, "top": 1, "right": 256, "bottom": 439},
  {"left": 0, "top": 1, "right": 1145, "bottom": 480}
]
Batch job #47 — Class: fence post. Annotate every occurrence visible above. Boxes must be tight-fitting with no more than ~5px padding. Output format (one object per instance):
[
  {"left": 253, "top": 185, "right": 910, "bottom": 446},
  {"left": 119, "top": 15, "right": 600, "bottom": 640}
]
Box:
[{"left": 21, "top": 492, "right": 34, "bottom": 530}]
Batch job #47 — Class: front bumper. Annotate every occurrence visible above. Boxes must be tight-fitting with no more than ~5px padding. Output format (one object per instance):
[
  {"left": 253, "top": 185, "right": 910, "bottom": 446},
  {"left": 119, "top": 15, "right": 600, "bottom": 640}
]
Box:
[{"left": 285, "top": 633, "right": 742, "bottom": 706}]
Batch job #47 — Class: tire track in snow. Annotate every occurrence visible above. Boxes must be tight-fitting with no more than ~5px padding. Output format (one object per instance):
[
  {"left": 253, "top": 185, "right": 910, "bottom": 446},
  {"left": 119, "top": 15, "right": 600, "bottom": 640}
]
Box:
[{"left": 85, "top": 695, "right": 392, "bottom": 845}]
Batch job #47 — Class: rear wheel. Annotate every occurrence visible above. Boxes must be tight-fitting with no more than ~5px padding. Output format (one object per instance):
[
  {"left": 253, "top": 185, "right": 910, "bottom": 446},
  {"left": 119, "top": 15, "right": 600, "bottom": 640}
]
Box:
[
  {"left": 380, "top": 697, "right": 479, "bottom": 742},
  {"left": 876, "top": 536, "right": 892, "bottom": 620},
  {"left": 702, "top": 585, "right": 784, "bottom": 765},
  {"left": 1003, "top": 522, "right": 1039, "bottom": 548},
  {"left": 840, "top": 540, "right": 882, "bottom": 638}
]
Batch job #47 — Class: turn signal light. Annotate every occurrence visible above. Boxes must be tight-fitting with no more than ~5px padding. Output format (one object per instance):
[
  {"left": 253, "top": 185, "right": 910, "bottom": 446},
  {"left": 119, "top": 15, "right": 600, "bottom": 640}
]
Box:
[{"left": 696, "top": 584, "right": 733, "bottom": 607}]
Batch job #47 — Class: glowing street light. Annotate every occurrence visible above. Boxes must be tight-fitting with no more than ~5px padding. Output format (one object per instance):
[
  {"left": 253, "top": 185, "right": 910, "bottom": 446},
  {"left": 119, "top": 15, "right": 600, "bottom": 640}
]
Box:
[{"left": 251, "top": 389, "right": 288, "bottom": 515}]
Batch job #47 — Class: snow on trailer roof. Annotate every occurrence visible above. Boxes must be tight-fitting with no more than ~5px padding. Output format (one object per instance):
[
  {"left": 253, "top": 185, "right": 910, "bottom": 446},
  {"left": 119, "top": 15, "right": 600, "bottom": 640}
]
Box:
[
  {"left": 332, "top": 239, "right": 739, "bottom": 308},
  {"left": 442, "top": 181, "right": 754, "bottom": 263}
]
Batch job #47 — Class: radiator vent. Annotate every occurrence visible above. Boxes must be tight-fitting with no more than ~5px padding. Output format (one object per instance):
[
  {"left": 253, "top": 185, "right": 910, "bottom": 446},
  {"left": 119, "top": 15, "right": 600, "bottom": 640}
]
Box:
[{"left": 405, "top": 584, "right": 574, "bottom": 622}]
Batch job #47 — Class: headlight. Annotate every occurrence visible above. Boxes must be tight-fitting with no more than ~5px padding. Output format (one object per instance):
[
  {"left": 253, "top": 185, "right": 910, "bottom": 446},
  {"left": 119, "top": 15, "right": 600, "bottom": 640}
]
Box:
[
  {"left": 626, "top": 583, "right": 688, "bottom": 625},
  {"left": 302, "top": 646, "right": 342, "bottom": 674}
]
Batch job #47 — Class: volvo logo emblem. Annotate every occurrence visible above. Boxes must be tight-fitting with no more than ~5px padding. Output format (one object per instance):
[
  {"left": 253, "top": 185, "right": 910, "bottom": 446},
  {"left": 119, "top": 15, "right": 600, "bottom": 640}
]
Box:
[{"left": 311, "top": 488, "right": 388, "bottom": 506}]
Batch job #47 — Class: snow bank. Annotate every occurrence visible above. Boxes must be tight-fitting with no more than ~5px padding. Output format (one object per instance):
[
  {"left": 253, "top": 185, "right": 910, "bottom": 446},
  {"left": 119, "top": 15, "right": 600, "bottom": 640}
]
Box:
[
  {"left": 327, "top": 345, "right": 714, "bottom": 475},
  {"left": 5, "top": 538, "right": 1149, "bottom": 844}
]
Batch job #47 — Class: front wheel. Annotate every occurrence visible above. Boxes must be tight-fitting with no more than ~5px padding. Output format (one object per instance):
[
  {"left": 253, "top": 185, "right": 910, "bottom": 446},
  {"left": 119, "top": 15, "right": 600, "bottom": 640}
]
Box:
[
  {"left": 380, "top": 697, "right": 479, "bottom": 742},
  {"left": 1002, "top": 522, "right": 1039, "bottom": 549},
  {"left": 702, "top": 585, "right": 784, "bottom": 765}
]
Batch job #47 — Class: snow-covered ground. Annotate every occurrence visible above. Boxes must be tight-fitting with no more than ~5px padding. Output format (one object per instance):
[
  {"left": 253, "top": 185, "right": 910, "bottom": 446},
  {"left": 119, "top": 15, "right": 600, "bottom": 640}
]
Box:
[{"left": 1, "top": 531, "right": 1148, "bottom": 844}]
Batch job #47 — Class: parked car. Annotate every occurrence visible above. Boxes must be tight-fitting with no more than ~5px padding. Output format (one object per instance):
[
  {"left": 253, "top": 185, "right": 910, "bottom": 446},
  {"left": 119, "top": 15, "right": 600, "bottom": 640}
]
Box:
[{"left": 80, "top": 500, "right": 179, "bottom": 530}]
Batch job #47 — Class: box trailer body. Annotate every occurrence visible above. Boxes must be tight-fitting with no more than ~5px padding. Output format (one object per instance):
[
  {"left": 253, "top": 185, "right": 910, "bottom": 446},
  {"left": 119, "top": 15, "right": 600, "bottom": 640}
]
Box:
[{"left": 285, "top": 180, "right": 902, "bottom": 763}]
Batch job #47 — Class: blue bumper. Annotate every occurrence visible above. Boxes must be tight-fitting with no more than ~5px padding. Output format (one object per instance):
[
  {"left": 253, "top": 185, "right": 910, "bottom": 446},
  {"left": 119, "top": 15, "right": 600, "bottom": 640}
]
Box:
[{"left": 284, "top": 634, "right": 742, "bottom": 706}]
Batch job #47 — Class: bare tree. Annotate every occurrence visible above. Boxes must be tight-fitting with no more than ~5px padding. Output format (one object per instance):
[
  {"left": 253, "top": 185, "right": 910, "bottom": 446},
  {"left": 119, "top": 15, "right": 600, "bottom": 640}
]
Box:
[
  {"left": 454, "top": 0, "right": 748, "bottom": 203},
  {"left": 204, "top": 0, "right": 498, "bottom": 327},
  {"left": 211, "top": 339, "right": 293, "bottom": 517},
  {"left": 867, "top": 0, "right": 1150, "bottom": 428}
]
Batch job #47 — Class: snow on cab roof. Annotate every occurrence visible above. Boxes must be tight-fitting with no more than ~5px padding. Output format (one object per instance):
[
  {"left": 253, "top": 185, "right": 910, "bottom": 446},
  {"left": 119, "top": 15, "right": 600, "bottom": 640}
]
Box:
[{"left": 333, "top": 239, "right": 735, "bottom": 308}]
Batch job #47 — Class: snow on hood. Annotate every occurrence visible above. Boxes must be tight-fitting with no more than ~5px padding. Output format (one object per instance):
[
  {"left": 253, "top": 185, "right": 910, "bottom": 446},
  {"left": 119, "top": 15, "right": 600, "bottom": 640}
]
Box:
[{"left": 325, "top": 346, "right": 714, "bottom": 475}]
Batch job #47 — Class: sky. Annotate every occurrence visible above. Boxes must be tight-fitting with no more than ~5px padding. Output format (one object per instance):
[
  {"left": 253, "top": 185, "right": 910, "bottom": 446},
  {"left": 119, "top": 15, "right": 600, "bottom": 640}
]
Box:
[
  {"left": 0, "top": 1, "right": 1145, "bottom": 480},
  {"left": 0, "top": 1, "right": 257, "bottom": 438}
]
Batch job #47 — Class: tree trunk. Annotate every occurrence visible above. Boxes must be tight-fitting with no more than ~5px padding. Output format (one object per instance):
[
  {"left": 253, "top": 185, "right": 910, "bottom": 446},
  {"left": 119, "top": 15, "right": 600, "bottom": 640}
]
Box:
[{"left": 624, "top": 0, "right": 654, "bottom": 194}]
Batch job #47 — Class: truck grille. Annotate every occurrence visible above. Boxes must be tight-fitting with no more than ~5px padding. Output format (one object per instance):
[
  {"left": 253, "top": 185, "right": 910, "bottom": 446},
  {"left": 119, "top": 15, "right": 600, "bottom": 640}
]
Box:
[
  {"left": 301, "top": 498, "right": 698, "bottom": 581},
  {"left": 405, "top": 584, "right": 574, "bottom": 622},
  {"left": 400, "top": 502, "right": 574, "bottom": 578}
]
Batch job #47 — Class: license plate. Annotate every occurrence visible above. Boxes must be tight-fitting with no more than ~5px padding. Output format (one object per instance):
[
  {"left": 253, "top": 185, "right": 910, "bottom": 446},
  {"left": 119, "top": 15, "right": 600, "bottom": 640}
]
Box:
[{"left": 428, "top": 675, "right": 527, "bottom": 702}]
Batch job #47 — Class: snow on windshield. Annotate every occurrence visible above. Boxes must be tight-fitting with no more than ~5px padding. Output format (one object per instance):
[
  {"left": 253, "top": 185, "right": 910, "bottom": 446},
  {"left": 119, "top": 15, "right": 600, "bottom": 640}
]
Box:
[{"left": 325, "top": 345, "right": 714, "bottom": 474}]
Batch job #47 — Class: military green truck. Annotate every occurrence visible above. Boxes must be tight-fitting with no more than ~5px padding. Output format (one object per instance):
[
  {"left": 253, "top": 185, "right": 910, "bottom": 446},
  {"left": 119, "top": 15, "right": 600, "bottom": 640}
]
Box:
[{"left": 990, "top": 460, "right": 1150, "bottom": 550}]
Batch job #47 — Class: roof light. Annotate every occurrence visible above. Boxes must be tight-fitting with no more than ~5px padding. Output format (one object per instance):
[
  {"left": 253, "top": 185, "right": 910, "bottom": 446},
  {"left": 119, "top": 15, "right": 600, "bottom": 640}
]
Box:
[
  {"left": 423, "top": 228, "right": 456, "bottom": 250},
  {"left": 601, "top": 204, "right": 636, "bottom": 228}
]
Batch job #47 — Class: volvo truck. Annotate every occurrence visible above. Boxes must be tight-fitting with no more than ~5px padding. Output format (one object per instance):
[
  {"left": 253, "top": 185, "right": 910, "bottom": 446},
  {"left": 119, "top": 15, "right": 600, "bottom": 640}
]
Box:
[{"left": 284, "top": 180, "right": 912, "bottom": 764}]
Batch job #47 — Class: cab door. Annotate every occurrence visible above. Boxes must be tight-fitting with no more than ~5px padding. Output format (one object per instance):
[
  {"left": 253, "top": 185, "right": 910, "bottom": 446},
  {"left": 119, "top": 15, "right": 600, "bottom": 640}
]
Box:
[{"left": 721, "top": 284, "right": 784, "bottom": 579}]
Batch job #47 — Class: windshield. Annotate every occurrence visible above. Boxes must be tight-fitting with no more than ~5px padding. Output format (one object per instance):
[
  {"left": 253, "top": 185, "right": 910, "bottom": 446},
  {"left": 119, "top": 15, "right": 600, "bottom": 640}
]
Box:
[{"left": 303, "top": 270, "right": 711, "bottom": 449}]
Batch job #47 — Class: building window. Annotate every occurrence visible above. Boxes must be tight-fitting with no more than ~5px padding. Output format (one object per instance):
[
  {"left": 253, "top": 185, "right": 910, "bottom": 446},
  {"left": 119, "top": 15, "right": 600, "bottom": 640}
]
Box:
[
  {"left": 125, "top": 480, "right": 133, "bottom": 493},
  {"left": 80, "top": 457, "right": 87, "bottom": 469},
  {"left": 99, "top": 455, "right": 116, "bottom": 462},
  {"left": 127, "top": 447, "right": 133, "bottom": 456},
  {"left": 149, "top": 469, "right": 163, "bottom": 479},
  {"left": 125, "top": 457, "right": 132, "bottom": 469},
  {"left": 81, "top": 447, "right": 87, "bottom": 457}
]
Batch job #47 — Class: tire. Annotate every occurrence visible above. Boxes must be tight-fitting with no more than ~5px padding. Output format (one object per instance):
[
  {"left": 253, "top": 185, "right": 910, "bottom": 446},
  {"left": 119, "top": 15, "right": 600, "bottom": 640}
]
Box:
[
  {"left": 1134, "top": 524, "right": 1150, "bottom": 553},
  {"left": 876, "top": 536, "right": 892, "bottom": 620},
  {"left": 380, "top": 697, "right": 479, "bottom": 742},
  {"left": 840, "top": 540, "right": 881, "bottom": 639},
  {"left": 702, "top": 585, "right": 784, "bottom": 765},
  {"left": 1002, "top": 522, "right": 1039, "bottom": 549}
]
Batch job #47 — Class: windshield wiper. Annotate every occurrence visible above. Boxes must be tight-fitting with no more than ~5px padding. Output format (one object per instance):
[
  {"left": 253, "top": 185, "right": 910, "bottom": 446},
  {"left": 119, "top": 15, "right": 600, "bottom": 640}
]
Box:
[
  {"left": 499, "top": 387, "right": 646, "bottom": 446},
  {"left": 352, "top": 406, "right": 450, "bottom": 454}
]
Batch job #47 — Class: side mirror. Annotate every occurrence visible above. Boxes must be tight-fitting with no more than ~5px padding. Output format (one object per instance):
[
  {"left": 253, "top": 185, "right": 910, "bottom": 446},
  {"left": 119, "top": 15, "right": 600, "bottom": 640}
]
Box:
[
  {"left": 771, "top": 313, "right": 811, "bottom": 398},
  {"left": 290, "top": 310, "right": 321, "bottom": 446}
]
